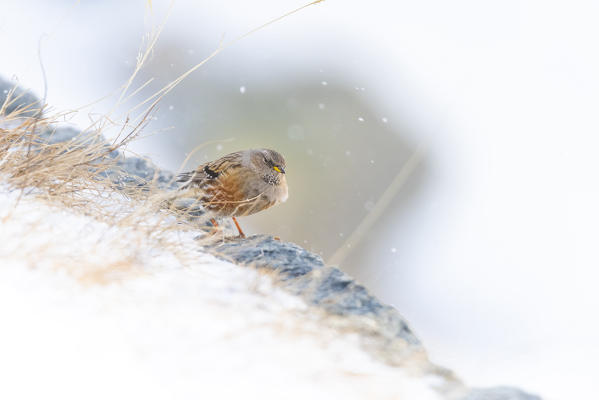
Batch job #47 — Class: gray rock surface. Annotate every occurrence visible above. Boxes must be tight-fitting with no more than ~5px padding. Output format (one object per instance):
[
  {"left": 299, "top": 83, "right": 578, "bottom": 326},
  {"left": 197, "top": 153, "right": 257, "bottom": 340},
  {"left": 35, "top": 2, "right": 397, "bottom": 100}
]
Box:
[
  {"left": 37, "top": 124, "right": 176, "bottom": 191},
  {"left": 0, "top": 76, "right": 542, "bottom": 400},
  {"left": 95, "top": 154, "right": 178, "bottom": 193},
  {"left": 210, "top": 235, "right": 420, "bottom": 347},
  {"left": 0, "top": 77, "right": 41, "bottom": 117}
]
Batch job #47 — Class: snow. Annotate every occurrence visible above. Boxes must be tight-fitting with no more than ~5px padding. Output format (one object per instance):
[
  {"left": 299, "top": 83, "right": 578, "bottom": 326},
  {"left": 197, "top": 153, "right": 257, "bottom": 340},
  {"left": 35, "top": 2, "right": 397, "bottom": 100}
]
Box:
[{"left": 0, "top": 188, "right": 443, "bottom": 400}]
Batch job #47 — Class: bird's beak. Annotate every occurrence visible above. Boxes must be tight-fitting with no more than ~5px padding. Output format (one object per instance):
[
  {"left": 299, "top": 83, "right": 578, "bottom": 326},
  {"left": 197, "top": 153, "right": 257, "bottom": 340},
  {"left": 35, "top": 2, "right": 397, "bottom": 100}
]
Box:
[{"left": 273, "top": 166, "right": 285, "bottom": 174}]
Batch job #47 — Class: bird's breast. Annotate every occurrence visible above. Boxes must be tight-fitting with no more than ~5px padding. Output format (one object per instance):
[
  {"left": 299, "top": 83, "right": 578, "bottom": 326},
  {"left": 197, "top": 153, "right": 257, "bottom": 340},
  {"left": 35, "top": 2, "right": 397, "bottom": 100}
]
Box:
[{"left": 273, "top": 176, "right": 288, "bottom": 203}]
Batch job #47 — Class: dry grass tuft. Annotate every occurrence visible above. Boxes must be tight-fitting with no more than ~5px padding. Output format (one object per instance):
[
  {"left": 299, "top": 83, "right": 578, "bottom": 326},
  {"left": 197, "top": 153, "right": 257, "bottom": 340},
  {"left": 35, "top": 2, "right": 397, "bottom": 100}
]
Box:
[{"left": 0, "top": 100, "right": 213, "bottom": 284}]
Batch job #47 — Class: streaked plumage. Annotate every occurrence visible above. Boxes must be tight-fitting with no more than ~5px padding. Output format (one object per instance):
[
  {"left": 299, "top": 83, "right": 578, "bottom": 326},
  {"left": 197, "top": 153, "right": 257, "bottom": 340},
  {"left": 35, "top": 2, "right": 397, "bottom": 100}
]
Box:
[{"left": 177, "top": 148, "right": 288, "bottom": 237}]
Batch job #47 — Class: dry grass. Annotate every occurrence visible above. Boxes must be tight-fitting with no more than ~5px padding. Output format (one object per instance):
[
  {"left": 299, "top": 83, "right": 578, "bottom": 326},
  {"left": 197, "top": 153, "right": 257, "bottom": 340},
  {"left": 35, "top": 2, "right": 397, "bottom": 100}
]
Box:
[
  {"left": 0, "top": 100, "right": 209, "bottom": 282},
  {"left": 0, "top": 46, "right": 218, "bottom": 283}
]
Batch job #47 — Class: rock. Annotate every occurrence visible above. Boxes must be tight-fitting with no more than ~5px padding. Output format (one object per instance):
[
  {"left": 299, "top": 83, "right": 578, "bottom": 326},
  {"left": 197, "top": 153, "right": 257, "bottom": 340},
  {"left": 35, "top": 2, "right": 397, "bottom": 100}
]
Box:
[
  {"left": 0, "top": 77, "right": 41, "bottom": 117},
  {"left": 113, "top": 155, "right": 177, "bottom": 190},
  {"left": 211, "top": 235, "right": 325, "bottom": 278},
  {"left": 209, "top": 234, "right": 420, "bottom": 347}
]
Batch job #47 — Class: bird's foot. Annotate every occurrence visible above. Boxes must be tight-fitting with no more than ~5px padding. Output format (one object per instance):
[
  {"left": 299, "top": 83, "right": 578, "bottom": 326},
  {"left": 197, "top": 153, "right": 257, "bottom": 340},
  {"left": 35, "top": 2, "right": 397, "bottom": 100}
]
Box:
[{"left": 232, "top": 217, "right": 246, "bottom": 239}]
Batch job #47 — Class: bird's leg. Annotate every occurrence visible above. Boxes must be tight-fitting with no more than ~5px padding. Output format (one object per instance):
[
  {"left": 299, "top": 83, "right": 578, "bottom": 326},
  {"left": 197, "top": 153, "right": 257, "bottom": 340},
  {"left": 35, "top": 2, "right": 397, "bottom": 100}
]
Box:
[
  {"left": 232, "top": 216, "right": 246, "bottom": 238},
  {"left": 207, "top": 218, "right": 220, "bottom": 236}
]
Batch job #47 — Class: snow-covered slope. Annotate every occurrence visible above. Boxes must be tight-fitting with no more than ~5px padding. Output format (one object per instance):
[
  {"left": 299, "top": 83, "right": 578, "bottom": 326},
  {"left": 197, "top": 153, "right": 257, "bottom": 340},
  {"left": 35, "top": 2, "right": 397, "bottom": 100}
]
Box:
[{"left": 0, "top": 189, "right": 443, "bottom": 400}]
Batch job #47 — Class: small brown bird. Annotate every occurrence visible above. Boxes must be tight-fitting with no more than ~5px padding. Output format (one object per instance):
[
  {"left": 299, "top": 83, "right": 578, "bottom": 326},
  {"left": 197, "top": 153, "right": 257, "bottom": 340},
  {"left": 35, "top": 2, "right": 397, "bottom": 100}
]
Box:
[{"left": 177, "top": 148, "right": 288, "bottom": 238}]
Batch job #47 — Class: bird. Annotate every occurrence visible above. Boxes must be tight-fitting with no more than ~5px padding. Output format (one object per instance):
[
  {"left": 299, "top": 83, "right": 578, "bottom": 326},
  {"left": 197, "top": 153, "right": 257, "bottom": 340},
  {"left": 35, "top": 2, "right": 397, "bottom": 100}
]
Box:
[{"left": 176, "top": 148, "right": 288, "bottom": 238}]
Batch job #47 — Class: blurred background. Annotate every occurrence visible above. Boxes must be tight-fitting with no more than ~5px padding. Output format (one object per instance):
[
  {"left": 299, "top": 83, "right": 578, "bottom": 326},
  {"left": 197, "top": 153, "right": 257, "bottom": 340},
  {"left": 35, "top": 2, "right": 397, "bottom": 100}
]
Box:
[{"left": 2, "top": 1, "right": 599, "bottom": 398}]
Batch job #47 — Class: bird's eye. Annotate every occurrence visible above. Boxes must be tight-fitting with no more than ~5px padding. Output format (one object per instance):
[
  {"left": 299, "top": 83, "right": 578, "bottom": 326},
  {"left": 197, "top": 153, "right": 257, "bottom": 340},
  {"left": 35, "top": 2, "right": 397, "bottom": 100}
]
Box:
[{"left": 273, "top": 166, "right": 282, "bottom": 173}]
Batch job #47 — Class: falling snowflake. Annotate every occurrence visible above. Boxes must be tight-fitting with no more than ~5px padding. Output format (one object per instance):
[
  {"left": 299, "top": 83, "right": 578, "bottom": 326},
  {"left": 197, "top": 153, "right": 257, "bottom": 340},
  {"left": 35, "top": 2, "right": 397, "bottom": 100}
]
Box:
[{"left": 287, "top": 125, "right": 305, "bottom": 141}]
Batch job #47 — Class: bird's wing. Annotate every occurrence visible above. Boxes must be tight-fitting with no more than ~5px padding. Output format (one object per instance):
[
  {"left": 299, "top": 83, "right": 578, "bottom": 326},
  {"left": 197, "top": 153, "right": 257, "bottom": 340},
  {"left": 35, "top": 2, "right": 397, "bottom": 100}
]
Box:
[{"left": 177, "top": 151, "right": 244, "bottom": 188}]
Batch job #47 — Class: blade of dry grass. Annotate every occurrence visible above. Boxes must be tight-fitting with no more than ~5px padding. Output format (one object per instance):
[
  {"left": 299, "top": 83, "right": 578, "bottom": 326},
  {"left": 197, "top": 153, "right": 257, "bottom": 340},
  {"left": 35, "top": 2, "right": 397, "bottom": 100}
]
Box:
[
  {"left": 120, "top": 0, "right": 325, "bottom": 129},
  {"left": 327, "top": 147, "right": 425, "bottom": 267}
]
